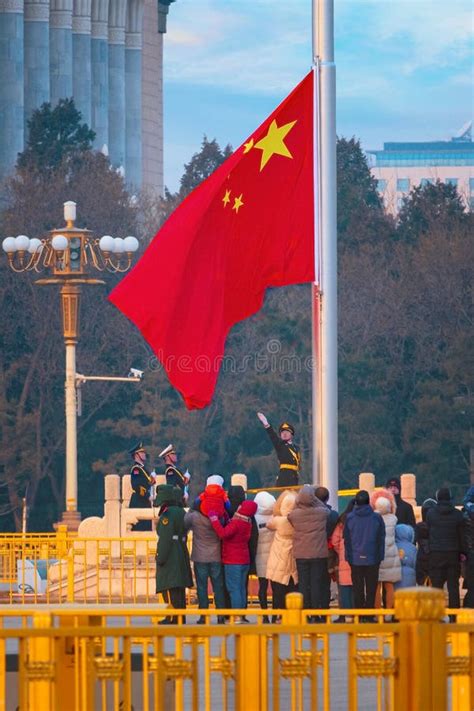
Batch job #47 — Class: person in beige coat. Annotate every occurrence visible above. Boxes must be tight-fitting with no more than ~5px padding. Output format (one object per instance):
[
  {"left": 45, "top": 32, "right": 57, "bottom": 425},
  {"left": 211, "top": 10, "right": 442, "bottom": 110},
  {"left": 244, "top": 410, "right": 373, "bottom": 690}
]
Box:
[
  {"left": 370, "top": 489, "right": 402, "bottom": 610},
  {"left": 254, "top": 491, "right": 277, "bottom": 621},
  {"left": 266, "top": 490, "right": 298, "bottom": 610}
]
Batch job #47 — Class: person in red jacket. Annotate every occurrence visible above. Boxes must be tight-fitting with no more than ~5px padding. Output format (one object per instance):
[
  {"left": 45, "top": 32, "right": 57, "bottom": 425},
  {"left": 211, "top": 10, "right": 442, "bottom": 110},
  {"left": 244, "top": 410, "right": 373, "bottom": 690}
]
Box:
[{"left": 208, "top": 499, "right": 258, "bottom": 623}]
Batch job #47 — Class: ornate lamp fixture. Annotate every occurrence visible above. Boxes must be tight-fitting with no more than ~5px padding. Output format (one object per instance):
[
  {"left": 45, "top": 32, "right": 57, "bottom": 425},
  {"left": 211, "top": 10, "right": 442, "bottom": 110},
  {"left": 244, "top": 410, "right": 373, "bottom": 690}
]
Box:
[
  {"left": 2, "top": 200, "right": 139, "bottom": 274},
  {"left": 1, "top": 201, "right": 139, "bottom": 530}
]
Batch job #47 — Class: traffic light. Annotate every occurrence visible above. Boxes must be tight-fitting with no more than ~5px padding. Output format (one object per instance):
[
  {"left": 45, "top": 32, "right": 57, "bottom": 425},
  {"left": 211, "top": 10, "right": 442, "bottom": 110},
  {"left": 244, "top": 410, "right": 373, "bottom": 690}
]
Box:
[{"left": 68, "top": 236, "right": 82, "bottom": 273}]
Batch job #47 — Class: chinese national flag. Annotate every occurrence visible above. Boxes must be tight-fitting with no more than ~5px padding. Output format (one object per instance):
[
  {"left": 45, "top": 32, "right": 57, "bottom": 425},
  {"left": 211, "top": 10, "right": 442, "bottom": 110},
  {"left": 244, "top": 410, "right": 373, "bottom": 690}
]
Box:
[{"left": 110, "top": 71, "right": 315, "bottom": 409}]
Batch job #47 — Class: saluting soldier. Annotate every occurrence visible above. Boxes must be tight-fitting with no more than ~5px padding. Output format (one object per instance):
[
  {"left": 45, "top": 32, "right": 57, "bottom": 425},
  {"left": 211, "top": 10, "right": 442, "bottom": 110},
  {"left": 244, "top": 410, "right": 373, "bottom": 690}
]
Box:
[
  {"left": 155, "top": 484, "right": 193, "bottom": 623},
  {"left": 159, "top": 444, "right": 191, "bottom": 503},
  {"left": 128, "top": 442, "right": 155, "bottom": 531},
  {"left": 257, "top": 412, "right": 301, "bottom": 487}
]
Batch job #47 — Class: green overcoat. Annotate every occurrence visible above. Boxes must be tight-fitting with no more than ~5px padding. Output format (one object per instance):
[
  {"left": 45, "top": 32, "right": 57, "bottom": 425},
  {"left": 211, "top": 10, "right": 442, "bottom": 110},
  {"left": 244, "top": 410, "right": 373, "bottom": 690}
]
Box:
[{"left": 155, "top": 487, "right": 193, "bottom": 593}]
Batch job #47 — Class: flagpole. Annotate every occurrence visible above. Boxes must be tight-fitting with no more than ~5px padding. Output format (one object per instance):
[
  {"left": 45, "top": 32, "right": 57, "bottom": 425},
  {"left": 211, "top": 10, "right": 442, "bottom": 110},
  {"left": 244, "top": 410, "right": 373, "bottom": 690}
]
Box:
[{"left": 312, "top": 0, "right": 338, "bottom": 506}]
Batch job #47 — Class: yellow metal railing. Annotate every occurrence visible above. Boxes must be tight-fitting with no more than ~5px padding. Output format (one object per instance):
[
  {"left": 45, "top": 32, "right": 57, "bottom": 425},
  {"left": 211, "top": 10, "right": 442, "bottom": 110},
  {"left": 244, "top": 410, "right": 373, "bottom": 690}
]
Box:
[
  {"left": 0, "top": 530, "right": 159, "bottom": 604},
  {"left": 0, "top": 589, "right": 472, "bottom": 711}
]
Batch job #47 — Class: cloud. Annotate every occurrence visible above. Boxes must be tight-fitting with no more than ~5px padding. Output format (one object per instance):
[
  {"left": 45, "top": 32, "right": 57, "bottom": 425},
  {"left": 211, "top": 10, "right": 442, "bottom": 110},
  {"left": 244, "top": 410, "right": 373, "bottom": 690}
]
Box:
[
  {"left": 166, "top": 0, "right": 472, "bottom": 103},
  {"left": 165, "top": 0, "right": 310, "bottom": 95},
  {"left": 163, "top": 0, "right": 473, "bottom": 188}
]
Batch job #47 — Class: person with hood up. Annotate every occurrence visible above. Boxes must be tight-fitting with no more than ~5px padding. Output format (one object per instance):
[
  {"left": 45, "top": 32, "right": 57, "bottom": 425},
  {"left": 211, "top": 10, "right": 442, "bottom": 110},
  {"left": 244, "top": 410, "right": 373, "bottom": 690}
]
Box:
[
  {"left": 287, "top": 485, "right": 330, "bottom": 617},
  {"left": 415, "top": 498, "right": 437, "bottom": 585},
  {"left": 314, "top": 486, "right": 339, "bottom": 607},
  {"left": 198, "top": 475, "right": 231, "bottom": 519},
  {"left": 224, "top": 484, "right": 258, "bottom": 607},
  {"left": 155, "top": 485, "right": 193, "bottom": 624},
  {"left": 266, "top": 490, "right": 299, "bottom": 610},
  {"left": 184, "top": 498, "right": 226, "bottom": 624},
  {"left": 462, "top": 486, "right": 474, "bottom": 607},
  {"left": 254, "top": 491, "right": 277, "bottom": 622},
  {"left": 227, "top": 485, "right": 246, "bottom": 516},
  {"left": 395, "top": 524, "right": 417, "bottom": 589},
  {"left": 427, "top": 487, "right": 467, "bottom": 609},
  {"left": 330, "top": 499, "right": 355, "bottom": 622},
  {"left": 208, "top": 499, "right": 258, "bottom": 623},
  {"left": 370, "top": 490, "right": 401, "bottom": 610},
  {"left": 343, "top": 490, "right": 385, "bottom": 616},
  {"left": 385, "top": 477, "right": 416, "bottom": 529}
]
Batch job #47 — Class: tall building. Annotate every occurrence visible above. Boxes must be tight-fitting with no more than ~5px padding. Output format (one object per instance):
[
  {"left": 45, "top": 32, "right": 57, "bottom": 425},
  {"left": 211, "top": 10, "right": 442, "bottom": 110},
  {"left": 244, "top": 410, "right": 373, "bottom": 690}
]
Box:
[
  {"left": 368, "top": 122, "right": 474, "bottom": 215},
  {"left": 0, "top": 0, "right": 175, "bottom": 193}
]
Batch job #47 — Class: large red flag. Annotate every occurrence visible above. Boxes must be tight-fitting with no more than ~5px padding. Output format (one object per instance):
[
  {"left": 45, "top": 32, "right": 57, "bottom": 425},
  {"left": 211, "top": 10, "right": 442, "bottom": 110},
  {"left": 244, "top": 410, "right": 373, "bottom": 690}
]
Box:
[{"left": 110, "top": 71, "right": 315, "bottom": 409}]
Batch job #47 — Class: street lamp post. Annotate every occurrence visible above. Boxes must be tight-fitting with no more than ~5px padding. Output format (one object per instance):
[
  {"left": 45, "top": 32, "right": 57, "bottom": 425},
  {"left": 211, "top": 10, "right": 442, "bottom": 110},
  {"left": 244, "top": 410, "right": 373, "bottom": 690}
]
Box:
[{"left": 2, "top": 201, "right": 139, "bottom": 529}]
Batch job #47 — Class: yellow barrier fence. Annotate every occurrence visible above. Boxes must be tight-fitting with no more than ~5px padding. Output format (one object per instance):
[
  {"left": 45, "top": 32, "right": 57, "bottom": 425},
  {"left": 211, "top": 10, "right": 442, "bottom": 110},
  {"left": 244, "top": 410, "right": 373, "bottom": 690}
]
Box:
[
  {"left": 0, "top": 531, "right": 159, "bottom": 604},
  {"left": 0, "top": 589, "right": 472, "bottom": 710}
]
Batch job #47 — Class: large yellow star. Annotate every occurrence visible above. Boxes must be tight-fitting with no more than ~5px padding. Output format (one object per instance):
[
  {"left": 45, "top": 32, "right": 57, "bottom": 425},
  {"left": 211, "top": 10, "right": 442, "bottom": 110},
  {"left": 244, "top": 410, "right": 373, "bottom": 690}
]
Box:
[
  {"left": 222, "top": 189, "right": 231, "bottom": 207},
  {"left": 254, "top": 119, "right": 297, "bottom": 171},
  {"left": 232, "top": 194, "right": 244, "bottom": 213}
]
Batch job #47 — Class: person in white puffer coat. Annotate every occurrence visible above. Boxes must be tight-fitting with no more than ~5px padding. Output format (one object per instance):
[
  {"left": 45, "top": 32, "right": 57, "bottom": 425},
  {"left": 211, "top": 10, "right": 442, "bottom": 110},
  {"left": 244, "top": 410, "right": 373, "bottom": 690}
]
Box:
[
  {"left": 370, "top": 490, "right": 401, "bottom": 610},
  {"left": 254, "top": 491, "right": 276, "bottom": 621}
]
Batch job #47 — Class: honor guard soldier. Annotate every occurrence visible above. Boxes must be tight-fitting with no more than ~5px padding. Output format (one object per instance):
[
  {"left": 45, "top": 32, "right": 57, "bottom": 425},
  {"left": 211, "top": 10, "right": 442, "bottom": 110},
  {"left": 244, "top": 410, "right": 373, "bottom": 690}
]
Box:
[
  {"left": 159, "top": 444, "right": 191, "bottom": 503},
  {"left": 128, "top": 442, "right": 155, "bottom": 531},
  {"left": 257, "top": 412, "right": 301, "bottom": 487},
  {"left": 155, "top": 484, "right": 193, "bottom": 622}
]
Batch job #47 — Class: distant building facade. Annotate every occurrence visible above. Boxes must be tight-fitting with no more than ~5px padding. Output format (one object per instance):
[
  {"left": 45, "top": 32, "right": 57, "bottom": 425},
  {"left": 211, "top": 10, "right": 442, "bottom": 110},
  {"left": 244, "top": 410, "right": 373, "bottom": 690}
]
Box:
[
  {"left": 367, "top": 123, "right": 474, "bottom": 215},
  {"left": 0, "top": 0, "right": 175, "bottom": 193}
]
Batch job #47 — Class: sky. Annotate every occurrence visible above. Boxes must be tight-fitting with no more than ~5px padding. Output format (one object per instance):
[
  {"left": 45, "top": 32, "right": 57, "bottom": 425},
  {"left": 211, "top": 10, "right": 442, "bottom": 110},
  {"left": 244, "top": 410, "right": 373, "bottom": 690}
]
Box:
[{"left": 163, "top": 0, "right": 473, "bottom": 192}]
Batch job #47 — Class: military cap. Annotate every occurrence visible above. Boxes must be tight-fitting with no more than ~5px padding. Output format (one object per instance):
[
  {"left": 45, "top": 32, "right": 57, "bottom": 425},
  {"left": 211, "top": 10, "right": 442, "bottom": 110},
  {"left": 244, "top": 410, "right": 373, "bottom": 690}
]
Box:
[
  {"left": 279, "top": 422, "right": 295, "bottom": 435},
  {"left": 128, "top": 441, "right": 146, "bottom": 455},
  {"left": 155, "top": 484, "right": 180, "bottom": 507},
  {"left": 159, "top": 443, "right": 176, "bottom": 458}
]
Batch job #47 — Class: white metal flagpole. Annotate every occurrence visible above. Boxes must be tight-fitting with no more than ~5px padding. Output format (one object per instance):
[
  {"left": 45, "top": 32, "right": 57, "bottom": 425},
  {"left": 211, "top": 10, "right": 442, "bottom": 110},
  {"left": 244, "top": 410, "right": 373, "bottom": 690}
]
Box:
[{"left": 312, "top": 0, "right": 338, "bottom": 506}]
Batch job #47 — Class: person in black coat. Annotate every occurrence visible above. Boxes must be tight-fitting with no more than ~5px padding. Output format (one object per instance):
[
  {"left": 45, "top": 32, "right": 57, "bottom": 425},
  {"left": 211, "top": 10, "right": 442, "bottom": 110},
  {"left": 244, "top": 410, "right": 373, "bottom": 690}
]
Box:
[
  {"left": 462, "top": 486, "right": 474, "bottom": 608},
  {"left": 386, "top": 478, "right": 416, "bottom": 529},
  {"left": 426, "top": 487, "right": 467, "bottom": 608},
  {"left": 415, "top": 498, "right": 437, "bottom": 585},
  {"left": 257, "top": 412, "right": 301, "bottom": 486}
]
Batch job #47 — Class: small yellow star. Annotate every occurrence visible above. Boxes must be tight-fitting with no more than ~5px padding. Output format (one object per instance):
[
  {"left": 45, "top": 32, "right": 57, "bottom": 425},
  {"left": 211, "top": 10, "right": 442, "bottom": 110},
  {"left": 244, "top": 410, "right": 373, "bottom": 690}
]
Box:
[
  {"left": 222, "top": 189, "right": 231, "bottom": 207},
  {"left": 232, "top": 194, "right": 244, "bottom": 213},
  {"left": 243, "top": 138, "right": 254, "bottom": 153},
  {"left": 254, "top": 119, "right": 297, "bottom": 171}
]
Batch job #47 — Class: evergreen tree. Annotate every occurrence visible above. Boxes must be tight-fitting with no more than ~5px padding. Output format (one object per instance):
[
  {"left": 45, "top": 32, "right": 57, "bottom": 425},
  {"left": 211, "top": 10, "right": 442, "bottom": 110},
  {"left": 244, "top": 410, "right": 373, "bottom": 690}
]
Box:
[
  {"left": 17, "top": 98, "right": 95, "bottom": 173},
  {"left": 397, "top": 180, "right": 467, "bottom": 244},
  {"left": 179, "top": 136, "right": 232, "bottom": 197},
  {"left": 336, "top": 137, "right": 394, "bottom": 252}
]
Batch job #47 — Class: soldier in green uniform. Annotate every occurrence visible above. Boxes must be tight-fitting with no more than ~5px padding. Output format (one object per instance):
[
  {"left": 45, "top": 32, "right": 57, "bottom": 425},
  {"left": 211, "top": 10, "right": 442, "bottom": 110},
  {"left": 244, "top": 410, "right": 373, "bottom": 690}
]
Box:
[
  {"left": 159, "top": 444, "right": 191, "bottom": 503},
  {"left": 155, "top": 484, "right": 193, "bottom": 623},
  {"left": 257, "top": 412, "right": 301, "bottom": 487},
  {"left": 128, "top": 442, "right": 155, "bottom": 531}
]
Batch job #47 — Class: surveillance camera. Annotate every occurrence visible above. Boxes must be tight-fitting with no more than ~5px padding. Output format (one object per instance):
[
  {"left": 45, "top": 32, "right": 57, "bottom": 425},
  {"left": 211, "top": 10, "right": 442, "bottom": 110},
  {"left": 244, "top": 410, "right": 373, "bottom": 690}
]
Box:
[{"left": 128, "top": 368, "right": 144, "bottom": 379}]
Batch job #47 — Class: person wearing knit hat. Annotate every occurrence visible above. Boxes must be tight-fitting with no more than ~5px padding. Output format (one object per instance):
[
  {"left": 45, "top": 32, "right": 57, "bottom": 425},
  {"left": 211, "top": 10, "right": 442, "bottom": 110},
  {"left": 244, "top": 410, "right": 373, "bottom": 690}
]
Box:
[
  {"left": 207, "top": 499, "right": 258, "bottom": 623},
  {"left": 257, "top": 412, "right": 301, "bottom": 487},
  {"left": 385, "top": 477, "right": 416, "bottom": 529},
  {"left": 426, "top": 486, "right": 467, "bottom": 609},
  {"left": 198, "top": 475, "right": 231, "bottom": 519}
]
